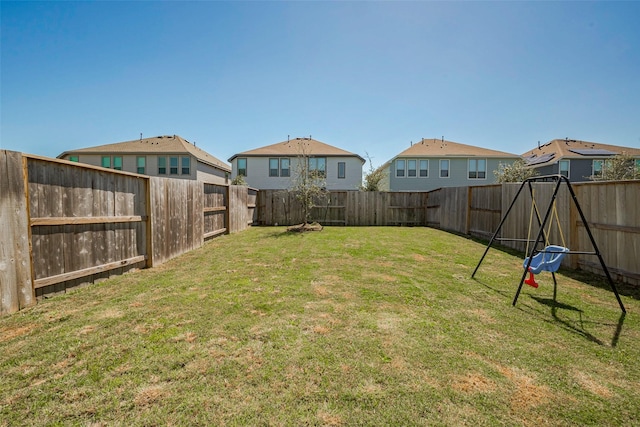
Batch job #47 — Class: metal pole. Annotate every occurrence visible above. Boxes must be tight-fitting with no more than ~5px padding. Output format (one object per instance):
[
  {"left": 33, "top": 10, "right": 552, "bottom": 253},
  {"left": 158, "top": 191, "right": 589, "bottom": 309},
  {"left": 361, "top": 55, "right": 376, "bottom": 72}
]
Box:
[
  {"left": 563, "top": 177, "right": 626, "bottom": 313},
  {"left": 472, "top": 181, "right": 527, "bottom": 278}
]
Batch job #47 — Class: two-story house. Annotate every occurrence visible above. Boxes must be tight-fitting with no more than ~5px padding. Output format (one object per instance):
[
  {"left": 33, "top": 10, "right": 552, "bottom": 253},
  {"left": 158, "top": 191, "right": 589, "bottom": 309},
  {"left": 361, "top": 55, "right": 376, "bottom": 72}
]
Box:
[
  {"left": 228, "top": 137, "right": 365, "bottom": 190},
  {"left": 386, "top": 138, "right": 520, "bottom": 191},
  {"left": 522, "top": 138, "right": 640, "bottom": 181},
  {"left": 57, "top": 135, "right": 231, "bottom": 185}
]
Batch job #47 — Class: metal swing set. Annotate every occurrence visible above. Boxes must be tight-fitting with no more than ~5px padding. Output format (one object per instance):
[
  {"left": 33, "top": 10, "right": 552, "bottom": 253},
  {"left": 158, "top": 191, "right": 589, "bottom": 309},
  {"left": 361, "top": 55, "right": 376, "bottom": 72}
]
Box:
[{"left": 472, "top": 175, "right": 626, "bottom": 314}]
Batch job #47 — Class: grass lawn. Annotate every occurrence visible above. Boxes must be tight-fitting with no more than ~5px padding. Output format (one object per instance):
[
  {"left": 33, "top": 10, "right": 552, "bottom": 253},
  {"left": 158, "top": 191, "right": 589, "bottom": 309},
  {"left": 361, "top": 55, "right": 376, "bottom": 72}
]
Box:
[{"left": 1, "top": 227, "right": 639, "bottom": 426}]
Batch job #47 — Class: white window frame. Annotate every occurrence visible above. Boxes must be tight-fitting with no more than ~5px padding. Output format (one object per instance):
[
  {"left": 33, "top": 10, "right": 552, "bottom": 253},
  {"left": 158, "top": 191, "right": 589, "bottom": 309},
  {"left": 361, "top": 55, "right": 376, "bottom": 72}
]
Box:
[
  {"left": 181, "top": 157, "right": 191, "bottom": 175},
  {"left": 396, "top": 159, "right": 406, "bottom": 178},
  {"left": 593, "top": 159, "right": 604, "bottom": 177},
  {"left": 407, "top": 159, "right": 417, "bottom": 178},
  {"left": 308, "top": 157, "right": 326, "bottom": 178},
  {"left": 559, "top": 160, "right": 570, "bottom": 178},
  {"left": 419, "top": 160, "right": 428, "bottom": 177},
  {"left": 468, "top": 158, "right": 487, "bottom": 180},
  {"left": 440, "top": 159, "right": 450, "bottom": 178},
  {"left": 281, "top": 158, "right": 290, "bottom": 177}
]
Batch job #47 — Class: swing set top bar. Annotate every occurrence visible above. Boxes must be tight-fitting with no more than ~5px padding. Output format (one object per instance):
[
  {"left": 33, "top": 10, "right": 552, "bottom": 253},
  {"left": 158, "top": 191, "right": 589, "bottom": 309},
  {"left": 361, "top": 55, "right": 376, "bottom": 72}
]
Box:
[{"left": 521, "top": 174, "right": 570, "bottom": 183}]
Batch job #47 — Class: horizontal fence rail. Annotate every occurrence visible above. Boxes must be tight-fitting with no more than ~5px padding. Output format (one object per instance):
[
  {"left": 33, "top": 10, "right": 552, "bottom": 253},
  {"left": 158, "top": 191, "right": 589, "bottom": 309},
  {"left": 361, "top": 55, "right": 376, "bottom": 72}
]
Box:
[{"left": 1, "top": 150, "right": 255, "bottom": 315}]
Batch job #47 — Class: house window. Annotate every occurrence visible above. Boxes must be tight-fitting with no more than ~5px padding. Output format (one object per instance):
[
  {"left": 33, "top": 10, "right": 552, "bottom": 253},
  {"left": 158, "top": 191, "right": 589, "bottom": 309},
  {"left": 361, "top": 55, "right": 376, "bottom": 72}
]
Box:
[
  {"left": 559, "top": 160, "right": 570, "bottom": 178},
  {"left": 182, "top": 157, "right": 190, "bottom": 175},
  {"left": 137, "top": 156, "right": 146, "bottom": 174},
  {"left": 408, "top": 160, "right": 417, "bottom": 177},
  {"left": 593, "top": 159, "right": 604, "bottom": 177},
  {"left": 338, "top": 162, "right": 346, "bottom": 179},
  {"left": 308, "top": 157, "right": 326, "bottom": 177},
  {"left": 69, "top": 155, "right": 79, "bottom": 162},
  {"left": 396, "top": 159, "right": 406, "bottom": 177},
  {"left": 419, "top": 160, "right": 428, "bottom": 177},
  {"left": 170, "top": 157, "right": 179, "bottom": 175},
  {"left": 113, "top": 156, "right": 123, "bottom": 171},
  {"left": 440, "top": 159, "right": 450, "bottom": 178},
  {"left": 237, "top": 158, "right": 247, "bottom": 177},
  {"left": 468, "top": 159, "right": 486, "bottom": 179},
  {"left": 158, "top": 157, "right": 166, "bottom": 175},
  {"left": 281, "top": 158, "right": 290, "bottom": 177},
  {"left": 269, "top": 158, "right": 279, "bottom": 177},
  {"left": 636, "top": 159, "right": 640, "bottom": 178},
  {"left": 101, "top": 156, "right": 111, "bottom": 168}
]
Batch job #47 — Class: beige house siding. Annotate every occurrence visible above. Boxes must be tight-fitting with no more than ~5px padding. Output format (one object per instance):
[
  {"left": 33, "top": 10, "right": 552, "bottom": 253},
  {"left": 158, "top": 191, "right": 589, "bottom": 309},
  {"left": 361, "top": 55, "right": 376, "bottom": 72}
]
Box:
[{"left": 196, "top": 162, "right": 229, "bottom": 185}]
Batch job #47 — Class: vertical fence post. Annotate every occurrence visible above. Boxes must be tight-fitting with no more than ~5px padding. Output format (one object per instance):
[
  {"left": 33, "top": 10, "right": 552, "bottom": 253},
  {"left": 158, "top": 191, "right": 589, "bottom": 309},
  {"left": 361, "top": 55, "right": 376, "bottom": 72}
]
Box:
[
  {"left": 145, "top": 176, "right": 154, "bottom": 268},
  {"left": 0, "top": 151, "right": 35, "bottom": 315},
  {"left": 466, "top": 186, "right": 472, "bottom": 235},
  {"left": 225, "top": 185, "right": 231, "bottom": 234}
]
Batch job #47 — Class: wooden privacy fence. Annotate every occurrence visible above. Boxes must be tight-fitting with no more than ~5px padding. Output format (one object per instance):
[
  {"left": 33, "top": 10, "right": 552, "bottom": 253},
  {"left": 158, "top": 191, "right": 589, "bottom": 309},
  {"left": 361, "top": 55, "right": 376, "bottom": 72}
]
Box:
[
  {"left": 1, "top": 150, "right": 256, "bottom": 315},
  {"left": 257, "top": 182, "right": 639, "bottom": 287}
]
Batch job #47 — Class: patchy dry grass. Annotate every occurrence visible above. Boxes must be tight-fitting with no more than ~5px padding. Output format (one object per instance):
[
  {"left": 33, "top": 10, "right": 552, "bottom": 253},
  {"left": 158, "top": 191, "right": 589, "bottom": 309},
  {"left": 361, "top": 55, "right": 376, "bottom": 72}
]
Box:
[{"left": 1, "top": 227, "right": 639, "bottom": 426}]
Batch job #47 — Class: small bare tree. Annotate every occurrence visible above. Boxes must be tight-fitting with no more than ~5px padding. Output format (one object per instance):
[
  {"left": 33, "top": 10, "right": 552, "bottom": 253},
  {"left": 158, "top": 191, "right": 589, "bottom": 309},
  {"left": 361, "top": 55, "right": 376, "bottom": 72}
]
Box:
[
  {"left": 289, "top": 140, "right": 327, "bottom": 225},
  {"left": 360, "top": 152, "right": 387, "bottom": 191}
]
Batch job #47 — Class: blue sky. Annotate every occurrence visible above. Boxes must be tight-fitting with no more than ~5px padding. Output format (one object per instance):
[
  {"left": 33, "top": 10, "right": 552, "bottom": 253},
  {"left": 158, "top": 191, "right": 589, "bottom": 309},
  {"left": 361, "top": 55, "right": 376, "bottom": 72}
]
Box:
[{"left": 2, "top": 1, "right": 639, "bottom": 168}]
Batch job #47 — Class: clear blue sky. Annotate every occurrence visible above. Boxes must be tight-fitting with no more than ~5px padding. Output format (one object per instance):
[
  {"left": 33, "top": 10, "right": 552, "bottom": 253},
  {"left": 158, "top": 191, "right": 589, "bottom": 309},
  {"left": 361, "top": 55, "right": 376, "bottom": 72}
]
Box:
[{"left": 2, "top": 1, "right": 639, "bottom": 168}]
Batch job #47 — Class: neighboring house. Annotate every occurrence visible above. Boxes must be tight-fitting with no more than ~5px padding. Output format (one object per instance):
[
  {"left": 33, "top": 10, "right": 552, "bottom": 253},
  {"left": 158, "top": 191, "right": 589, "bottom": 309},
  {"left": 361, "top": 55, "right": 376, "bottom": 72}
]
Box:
[
  {"left": 228, "top": 137, "right": 365, "bottom": 190},
  {"left": 522, "top": 138, "right": 640, "bottom": 181},
  {"left": 57, "top": 135, "right": 231, "bottom": 185},
  {"left": 387, "top": 138, "right": 520, "bottom": 191}
]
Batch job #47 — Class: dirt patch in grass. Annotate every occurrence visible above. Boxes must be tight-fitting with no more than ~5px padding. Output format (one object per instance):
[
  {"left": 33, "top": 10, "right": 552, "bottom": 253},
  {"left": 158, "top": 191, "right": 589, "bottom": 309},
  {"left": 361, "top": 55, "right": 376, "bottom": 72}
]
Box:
[
  {"left": 451, "top": 373, "right": 496, "bottom": 393},
  {"left": 572, "top": 370, "right": 613, "bottom": 398},
  {"left": 317, "top": 409, "right": 344, "bottom": 426},
  {"left": 497, "top": 365, "right": 551, "bottom": 411},
  {"left": 134, "top": 385, "right": 169, "bottom": 406},
  {"left": 0, "top": 324, "right": 37, "bottom": 343}
]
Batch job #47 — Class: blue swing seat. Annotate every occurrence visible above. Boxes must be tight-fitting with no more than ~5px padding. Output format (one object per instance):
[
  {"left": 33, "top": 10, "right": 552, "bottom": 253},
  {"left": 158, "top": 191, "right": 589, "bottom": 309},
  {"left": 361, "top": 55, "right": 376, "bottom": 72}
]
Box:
[{"left": 523, "top": 245, "right": 570, "bottom": 274}]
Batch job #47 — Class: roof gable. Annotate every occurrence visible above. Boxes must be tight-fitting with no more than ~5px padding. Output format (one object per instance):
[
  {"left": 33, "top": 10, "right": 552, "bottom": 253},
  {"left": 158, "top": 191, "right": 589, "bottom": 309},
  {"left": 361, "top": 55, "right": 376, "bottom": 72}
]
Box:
[
  {"left": 57, "top": 135, "right": 230, "bottom": 171},
  {"left": 522, "top": 139, "right": 640, "bottom": 168},
  {"left": 228, "top": 137, "right": 365, "bottom": 163},
  {"left": 394, "top": 138, "right": 519, "bottom": 158}
]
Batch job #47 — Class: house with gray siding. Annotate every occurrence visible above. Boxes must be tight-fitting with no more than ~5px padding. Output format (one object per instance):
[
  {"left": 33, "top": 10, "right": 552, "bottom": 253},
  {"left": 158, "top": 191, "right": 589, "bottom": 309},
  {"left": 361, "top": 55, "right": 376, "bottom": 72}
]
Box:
[
  {"left": 522, "top": 138, "right": 640, "bottom": 181},
  {"left": 57, "top": 135, "right": 231, "bottom": 185},
  {"left": 386, "top": 138, "right": 520, "bottom": 192},
  {"left": 228, "top": 137, "right": 365, "bottom": 190}
]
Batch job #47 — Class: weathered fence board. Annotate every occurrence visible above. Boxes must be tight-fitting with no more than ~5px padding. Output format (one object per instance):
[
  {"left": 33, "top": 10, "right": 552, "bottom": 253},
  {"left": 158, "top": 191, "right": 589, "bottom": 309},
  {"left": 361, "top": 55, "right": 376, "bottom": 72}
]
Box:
[
  {"left": 573, "top": 182, "right": 640, "bottom": 286},
  {"left": 469, "top": 185, "right": 501, "bottom": 240},
  {"left": 0, "top": 151, "right": 35, "bottom": 315},
  {"left": 439, "top": 187, "right": 469, "bottom": 234},
  {"left": 150, "top": 178, "right": 205, "bottom": 265}
]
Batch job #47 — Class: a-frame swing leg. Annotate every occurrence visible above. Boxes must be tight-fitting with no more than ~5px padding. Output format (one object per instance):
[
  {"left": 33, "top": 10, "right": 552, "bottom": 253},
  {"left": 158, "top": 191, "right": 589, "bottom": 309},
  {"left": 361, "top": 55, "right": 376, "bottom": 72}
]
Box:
[
  {"left": 471, "top": 180, "right": 528, "bottom": 278},
  {"left": 565, "top": 179, "right": 626, "bottom": 313}
]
